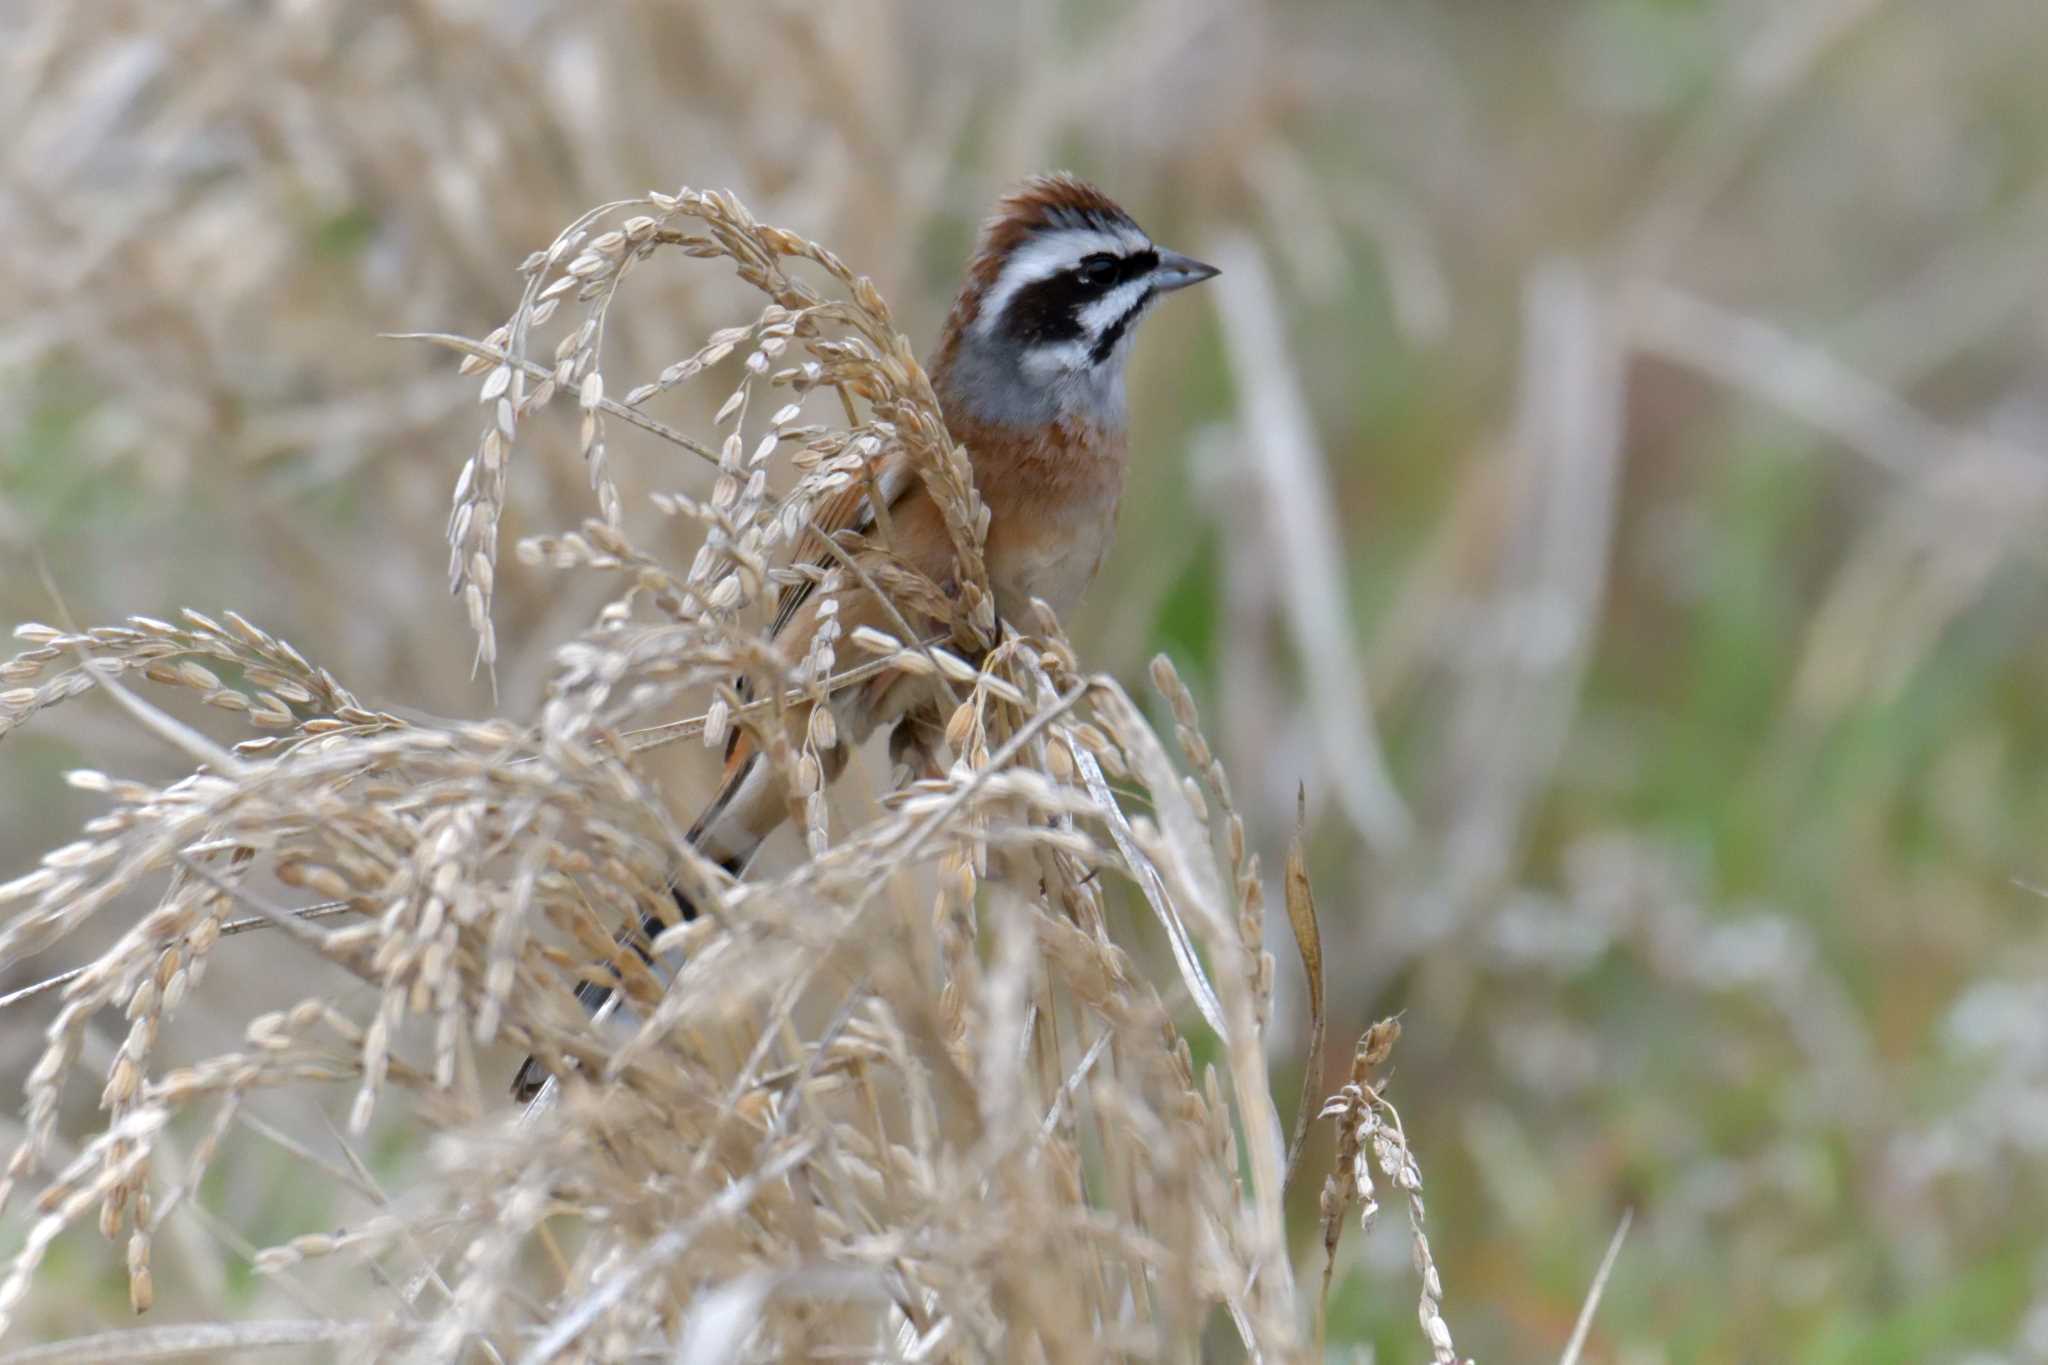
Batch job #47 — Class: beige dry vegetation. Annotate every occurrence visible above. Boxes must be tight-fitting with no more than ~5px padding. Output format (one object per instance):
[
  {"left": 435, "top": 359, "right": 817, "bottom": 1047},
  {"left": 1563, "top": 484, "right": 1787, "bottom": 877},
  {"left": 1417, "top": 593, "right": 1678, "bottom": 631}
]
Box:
[
  {"left": 0, "top": 161, "right": 1468, "bottom": 1363},
  {"left": 10, "top": 0, "right": 2048, "bottom": 1361}
]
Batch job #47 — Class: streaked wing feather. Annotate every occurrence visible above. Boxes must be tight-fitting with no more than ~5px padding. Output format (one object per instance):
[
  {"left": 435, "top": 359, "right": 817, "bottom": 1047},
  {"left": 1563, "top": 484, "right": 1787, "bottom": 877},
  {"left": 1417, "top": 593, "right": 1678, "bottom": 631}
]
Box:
[
  {"left": 767, "top": 450, "right": 915, "bottom": 642},
  {"left": 724, "top": 451, "right": 916, "bottom": 761}
]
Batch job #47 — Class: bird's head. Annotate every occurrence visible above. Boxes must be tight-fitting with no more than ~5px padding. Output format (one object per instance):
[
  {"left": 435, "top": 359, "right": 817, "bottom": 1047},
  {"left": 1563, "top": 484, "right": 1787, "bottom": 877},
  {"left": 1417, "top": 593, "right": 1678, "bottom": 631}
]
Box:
[{"left": 934, "top": 175, "right": 1218, "bottom": 429}]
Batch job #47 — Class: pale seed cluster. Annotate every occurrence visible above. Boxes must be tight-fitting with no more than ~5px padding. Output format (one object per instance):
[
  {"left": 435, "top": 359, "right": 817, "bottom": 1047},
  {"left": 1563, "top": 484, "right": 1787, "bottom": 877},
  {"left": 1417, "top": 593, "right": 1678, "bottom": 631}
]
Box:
[{"left": 0, "top": 187, "right": 1462, "bottom": 1362}]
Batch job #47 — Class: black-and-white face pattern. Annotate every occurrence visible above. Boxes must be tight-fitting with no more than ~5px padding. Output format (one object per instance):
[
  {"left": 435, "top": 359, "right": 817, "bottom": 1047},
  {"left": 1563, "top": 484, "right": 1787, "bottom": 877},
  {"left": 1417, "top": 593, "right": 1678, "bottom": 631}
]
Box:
[{"left": 957, "top": 210, "right": 1217, "bottom": 427}]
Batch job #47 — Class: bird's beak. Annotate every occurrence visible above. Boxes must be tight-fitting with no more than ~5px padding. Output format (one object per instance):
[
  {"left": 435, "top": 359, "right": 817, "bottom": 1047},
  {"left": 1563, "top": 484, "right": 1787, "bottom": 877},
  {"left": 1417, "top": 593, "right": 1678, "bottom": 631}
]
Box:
[{"left": 1152, "top": 249, "right": 1220, "bottom": 293}]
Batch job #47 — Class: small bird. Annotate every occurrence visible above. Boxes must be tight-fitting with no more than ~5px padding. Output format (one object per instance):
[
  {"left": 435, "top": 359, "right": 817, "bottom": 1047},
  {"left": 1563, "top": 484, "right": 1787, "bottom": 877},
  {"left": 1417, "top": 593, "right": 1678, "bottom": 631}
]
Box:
[{"left": 513, "top": 175, "right": 1217, "bottom": 1099}]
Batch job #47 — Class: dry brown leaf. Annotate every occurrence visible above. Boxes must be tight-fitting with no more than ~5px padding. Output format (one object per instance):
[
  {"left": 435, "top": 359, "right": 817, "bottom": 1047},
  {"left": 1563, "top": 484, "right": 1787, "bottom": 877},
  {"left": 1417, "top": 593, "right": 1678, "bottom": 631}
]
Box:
[{"left": 1282, "top": 783, "right": 1326, "bottom": 1192}]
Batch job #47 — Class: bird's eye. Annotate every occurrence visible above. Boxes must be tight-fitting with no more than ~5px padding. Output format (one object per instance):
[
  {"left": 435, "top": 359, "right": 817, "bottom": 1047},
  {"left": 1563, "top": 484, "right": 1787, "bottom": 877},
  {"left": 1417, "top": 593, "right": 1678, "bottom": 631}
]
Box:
[{"left": 1076, "top": 254, "right": 1118, "bottom": 287}]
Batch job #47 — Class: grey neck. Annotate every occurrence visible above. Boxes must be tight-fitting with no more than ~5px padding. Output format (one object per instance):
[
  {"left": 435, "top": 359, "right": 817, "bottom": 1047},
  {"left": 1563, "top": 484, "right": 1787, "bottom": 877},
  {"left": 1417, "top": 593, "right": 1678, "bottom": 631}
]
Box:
[{"left": 937, "top": 330, "right": 1132, "bottom": 432}]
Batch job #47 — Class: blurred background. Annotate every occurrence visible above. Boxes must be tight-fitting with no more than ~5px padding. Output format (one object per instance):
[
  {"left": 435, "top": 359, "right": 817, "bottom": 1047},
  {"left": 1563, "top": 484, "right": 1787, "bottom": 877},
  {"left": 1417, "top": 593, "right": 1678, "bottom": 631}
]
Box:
[{"left": 5, "top": 0, "right": 2048, "bottom": 1359}]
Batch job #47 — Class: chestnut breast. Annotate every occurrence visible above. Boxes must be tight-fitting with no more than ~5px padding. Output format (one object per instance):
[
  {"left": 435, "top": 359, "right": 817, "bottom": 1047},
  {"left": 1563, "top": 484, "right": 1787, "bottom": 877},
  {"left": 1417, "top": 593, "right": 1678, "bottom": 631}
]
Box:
[{"left": 970, "top": 414, "right": 1127, "bottom": 624}]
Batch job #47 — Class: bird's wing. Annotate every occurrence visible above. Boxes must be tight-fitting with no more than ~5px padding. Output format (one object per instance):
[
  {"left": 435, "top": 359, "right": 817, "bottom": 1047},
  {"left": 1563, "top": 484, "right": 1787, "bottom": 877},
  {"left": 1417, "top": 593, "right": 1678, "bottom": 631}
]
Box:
[
  {"left": 718, "top": 448, "right": 922, "bottom": 762},
  {"left": 766, "top": 446, "right": 917, "bottom": 645}
]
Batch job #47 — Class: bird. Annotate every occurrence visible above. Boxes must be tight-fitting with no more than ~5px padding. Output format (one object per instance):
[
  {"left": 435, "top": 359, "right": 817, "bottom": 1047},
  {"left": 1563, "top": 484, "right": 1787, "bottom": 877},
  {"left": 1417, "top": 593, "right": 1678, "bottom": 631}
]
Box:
[{"left": 512, "top": 174, "right": 1218, "bottom": 1099}]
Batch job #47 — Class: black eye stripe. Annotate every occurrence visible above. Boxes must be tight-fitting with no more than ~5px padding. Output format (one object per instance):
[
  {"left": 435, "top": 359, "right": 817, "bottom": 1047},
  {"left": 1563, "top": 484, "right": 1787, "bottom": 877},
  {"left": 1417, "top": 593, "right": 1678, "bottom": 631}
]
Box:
[
  {"left": 1069, "top": 248, "right": 1157, "bottom": 292},
  {"left": 995, "top": 246, "right": 1162, "bottom": 347},
  {"left": 1001, "top": 272, "right": 1088, "bottom": 345}
]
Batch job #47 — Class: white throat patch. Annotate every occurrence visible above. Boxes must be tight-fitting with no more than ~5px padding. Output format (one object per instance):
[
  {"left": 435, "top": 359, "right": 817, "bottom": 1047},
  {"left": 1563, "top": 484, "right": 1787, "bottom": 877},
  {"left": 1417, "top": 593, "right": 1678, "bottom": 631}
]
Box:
[{"left": 1078, "top": 278, "right": 1152, "bottom": 337}]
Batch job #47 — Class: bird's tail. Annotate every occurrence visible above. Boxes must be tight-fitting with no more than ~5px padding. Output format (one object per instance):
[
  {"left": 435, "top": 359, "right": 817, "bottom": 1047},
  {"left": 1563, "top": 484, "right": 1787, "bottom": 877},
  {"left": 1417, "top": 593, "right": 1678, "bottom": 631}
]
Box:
[{"left": 509, "top": 736, "right": 786, "bottom": 1100}]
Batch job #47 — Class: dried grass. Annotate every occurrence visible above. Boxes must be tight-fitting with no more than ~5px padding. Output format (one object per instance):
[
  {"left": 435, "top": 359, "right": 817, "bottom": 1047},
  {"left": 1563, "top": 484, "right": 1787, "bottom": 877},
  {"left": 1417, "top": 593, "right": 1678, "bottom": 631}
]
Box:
[
  {"left": 0, "top": 187, "right": 1468, "bottom": 1363},
  {"left": 13, "top": 0, "right": 2040, "bottom": 1356}
]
